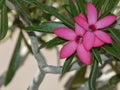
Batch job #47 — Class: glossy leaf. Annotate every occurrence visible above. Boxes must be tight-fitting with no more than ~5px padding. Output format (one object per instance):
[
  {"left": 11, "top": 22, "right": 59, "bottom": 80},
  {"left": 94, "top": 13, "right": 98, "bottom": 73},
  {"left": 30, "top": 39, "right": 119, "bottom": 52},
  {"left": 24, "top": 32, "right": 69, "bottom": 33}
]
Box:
[
  {"left": 39, "top": 37, "right": 66, "bottom": 49},
  {"left": 21, "top": 32, "right": 33, "bottom": 54},
  {"left": 111, "top": 41, "right": 120, "bottom": 58},
  {"left": 4, "top": 33, "right": 22, "bottom": 85},
  {"left": 89, "top": 55, "right": 98, "bottom": 90},
  {"left": 0, "top": 0, "right": 8, "bottom": 40},
  {"left": 25, "top": 22, "right": 65, "bottom": 33},
  {"left": 76, "top": 0, "right": 86, "bottom": 14},
  {"left": 92, "top": 48, "right": 102, "bottom": 64},
  {"left": 100, "top": 0, "right": 119, "bottom": 17},
  {"left": 63, "top": 5, "right": 73, "bottom": 17},
  {"left": 15, "top": 0, "right": 30, "bottom": 18},
  {"left": 109, "top": 28, "right": 120, "bottom": 42},
  {"left": 102, "top": 44, "right": 120, "bottom": 59},
  {"left": 68, "top": 65, "right": 87, "bottom": 90},
  {"left": 96, "top": 0, "right": 105, "bottom": 12},
  {"left": 23, "top": 0, "right": 74, "bottom": 29},
  {"left": 62, "top": 54, "right": 75, "bottom": 76},
  {"left": 68, "top": 0, "right": 78, "bottom": 17},
  {"left": 92, "top": 0, "right": 99, "bottom": 5},
  {"left": 109, "top": 74, "right": 120, "bottom": 84}
]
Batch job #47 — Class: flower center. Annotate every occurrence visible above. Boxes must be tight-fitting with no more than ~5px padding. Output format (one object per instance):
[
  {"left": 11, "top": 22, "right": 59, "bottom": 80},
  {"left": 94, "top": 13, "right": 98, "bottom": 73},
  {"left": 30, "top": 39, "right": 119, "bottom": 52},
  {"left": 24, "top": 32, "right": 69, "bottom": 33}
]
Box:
[
  {"left": 89, "top": 25, "right": 96, "bottom": 32},
  {"left": 75, "top": 36, "right": 83, "bottom": 43}
]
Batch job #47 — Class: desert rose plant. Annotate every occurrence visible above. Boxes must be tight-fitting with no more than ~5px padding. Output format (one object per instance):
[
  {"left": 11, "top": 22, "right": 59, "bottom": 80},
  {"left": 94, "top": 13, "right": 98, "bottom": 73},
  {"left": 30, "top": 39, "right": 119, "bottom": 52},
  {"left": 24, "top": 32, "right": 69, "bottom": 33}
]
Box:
[{"left": 0, "top": 0, "right": 120, "bottom": 90}]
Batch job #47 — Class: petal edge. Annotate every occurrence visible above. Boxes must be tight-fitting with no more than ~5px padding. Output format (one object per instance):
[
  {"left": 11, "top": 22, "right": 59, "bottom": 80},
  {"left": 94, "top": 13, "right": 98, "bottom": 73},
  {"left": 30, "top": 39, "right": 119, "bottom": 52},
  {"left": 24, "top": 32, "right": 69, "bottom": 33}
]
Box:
[
  {"left": 60, "top": 41, "right": 77, "bottom": 59},
  {"left": 77, "top": 44, "right": 91, "bottom": 65}
]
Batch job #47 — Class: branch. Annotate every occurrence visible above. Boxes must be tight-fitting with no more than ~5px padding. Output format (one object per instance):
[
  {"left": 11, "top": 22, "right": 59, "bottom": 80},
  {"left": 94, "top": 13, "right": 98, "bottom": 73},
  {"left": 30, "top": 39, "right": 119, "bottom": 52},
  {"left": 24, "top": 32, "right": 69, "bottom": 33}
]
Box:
[
  {"left": 27, "top": 69, "right": 45, "bottom": 90},
  {"left": 42, "top": 62, "right": 80, "bottom": 74}
]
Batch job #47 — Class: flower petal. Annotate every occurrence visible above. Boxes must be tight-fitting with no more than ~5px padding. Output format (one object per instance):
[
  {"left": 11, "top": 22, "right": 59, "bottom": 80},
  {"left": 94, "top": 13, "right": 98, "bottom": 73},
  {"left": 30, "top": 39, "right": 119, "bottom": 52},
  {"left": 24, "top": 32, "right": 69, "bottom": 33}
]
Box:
[
  {"left": 74, "top": 14, "right": 89, "bottom": 30},
  {"left": 54, "top": 27, "right": 76, "bottom": 40},
  {"left": 83, "top": 31, "right": 95, "bottom": 50},
  {"left": 95, "top": 16, "right": 116, "bottom": 29},
  {"left": 94, "top": 30, "right": 112, "bottom": 43},
  {"left": 60, "top": 41, "right": 77, "bottom": 59},
  {"left": 93, "top": 36, "right": 104, "bottom": 47},
  {"left": 87, "top": 2, "right": 97, "bottom": 25},
  {"left": 77, "top": 44, "right": 91, "bottom": 65},
  {"left": 78, "top": 13, "right": 87, "bottom": 21},
  {"left": 75, "top": 23, "right": 86, "bottom": 36}
]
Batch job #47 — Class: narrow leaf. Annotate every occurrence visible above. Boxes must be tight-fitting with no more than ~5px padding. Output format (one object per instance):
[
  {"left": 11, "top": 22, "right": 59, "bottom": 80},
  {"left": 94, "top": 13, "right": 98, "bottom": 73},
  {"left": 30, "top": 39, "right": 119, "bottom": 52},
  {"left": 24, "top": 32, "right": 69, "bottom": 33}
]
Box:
[
  {"left": 102, "top": 44, "right": 120, "bottom": 59},
  {"left": 89, "top": 55, "right": 98, "bottom": 90},
  {"left": 76, "top": 0, "right": 86, "bottom": 14},
  {"left": 23, "top": 0, "right": 74, "bottom": 29},
  {"left": 62, "top": 54, "right": 75, "bottom": 76},
  {"left": 112, "top": 41, "right": 120, "bottom": 58},
  {"left": 4, "top": 33, "right": 22, "bottom": 85},
  {"left": 15, "top": 0, "right": 30, "bottom": 18},
  {"left": 39, "top": 37, "right": 66, "bottom": 49},
  {"left": 25, "top": 22, "right": 65, "bottom": 33},
  {"left": 92, "top": 48, "right": 102, "bottom": 64},
  {"left": 109, "top": 28, "right": 120, "bottom": 42},
  {"left": 100, "top": 0, "right": 119, "bottom": 17},
  {"left": 63, "top": 5, "right": 73, "bottom": 17},
  {"left": 68, "top": 0, "right": 78, "bottom": 17},
  {"left": 109, "top": 74, "right": 120, "bottom": 84},
  {"left": 68, "top": 65, "right": 87, "bottom": 90},
  {"left": 21, "top": 32, "right": 33, "bottom": 54},
  {"left": 92, "top": 0, "right": 99, "bottom": 5},
  {"left": 0, "top": 0, "right": 8, "bottom": 40}
]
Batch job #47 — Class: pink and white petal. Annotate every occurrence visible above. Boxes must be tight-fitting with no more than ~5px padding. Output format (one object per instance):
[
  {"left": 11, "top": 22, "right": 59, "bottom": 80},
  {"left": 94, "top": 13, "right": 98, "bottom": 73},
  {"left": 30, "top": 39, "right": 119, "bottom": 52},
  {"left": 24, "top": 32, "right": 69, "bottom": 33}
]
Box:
[
  {"left": 77, "top": 44, "right": 91, "bottom": 65},
  {"left": 54, "top": 27, "right": 76, "bottom": 40},
  {"left": 78, "top": 13, "right": 87, "bottom": 21},
  {"left": 94, "top": 30, "right": 112, "bottom": 44},
  {"left": 87, "top": 2, "right": 97, "bottom": 25},
  {"left": 93, "top": 36, "right": 104, "bottom": 47},
  {"left": 95, "top": 16, "right": 117, "bottom": 29},
  {"left": 74, "top": 15, "right": 89, "bottom": 30},
  {"left": 75, "top": 23, "right": 86, "bottom": 36},
  {"left": 60, "top": 41, "right": 77, "bottom": 59},
  {"left": 83, "top": 31, "right": 95, "bottom": 50}
]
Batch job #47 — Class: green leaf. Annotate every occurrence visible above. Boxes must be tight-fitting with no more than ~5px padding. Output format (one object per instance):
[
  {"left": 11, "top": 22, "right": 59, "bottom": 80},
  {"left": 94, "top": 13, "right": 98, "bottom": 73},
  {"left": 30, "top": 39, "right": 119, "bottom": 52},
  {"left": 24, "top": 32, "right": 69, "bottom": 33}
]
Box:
[
  {"left": 68, "top": 0, "right": 78, "bottom": 17},
  {"left": 0, "top": 0, "right": 8, "bottom": 40},
  {"left": 4, "top": 33, "right": 22, "bottom": 85},
  {"left": 109, "top": 74, "right": 120, "bottom": 84},
  {"left": 68, "top": 65, "right": 87, "bottom": 90},
  {"left": 76, "top": 0, "right": 86, "bottom": 14},
  {"left": 111, "top": 41, "right": 120, "bottom": 57},
  {"left": 102, "top": 44, "right": 120, "bottom": 59},
  {"left": 21, "top": 32, "right": 33, "bottom": 54},
  {"left": 63, "top": 5, "right": 73, "bottom": 17},
  {"left": 23, "top": 0, "right": 74, "bottom": 29},
  {"left": 25, "top": 22, "right": 65, "bottom": 33},
  {"left": 89, "top": 56, "right": 98, "bottom": 90},
  {"left": 15, "top": 0, "right": 30, "bottom": 18},
  {"left": 100, "top": 0, "right": 119, "bottom": 17},
  {"left": 92, "top": 48, "right": 102, "bottom": 64},
  {"left": 62, "top": 54, "right": 75, "bottom": 76},
  {"left": 92, "top": 0, "right": 99, "bottom": 5},
  {"left": 96, "top": 0, "right": 105, "bottom": 12},
  {"left": 98, "top": 84, "right": 117, "bottom": 90},
  {"left": 39, "top": 37, "right": 66, "bottom": 49},
  {"left": 109, "top": 28, "right": 120, "bottom": 43}
]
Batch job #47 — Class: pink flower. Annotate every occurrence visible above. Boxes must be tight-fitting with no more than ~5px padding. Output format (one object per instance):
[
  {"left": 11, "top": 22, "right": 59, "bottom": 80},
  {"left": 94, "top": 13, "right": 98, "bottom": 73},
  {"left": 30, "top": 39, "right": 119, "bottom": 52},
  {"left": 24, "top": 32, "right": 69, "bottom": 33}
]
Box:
[
  {"left": 54, "top": 23, "right": 91, "bottom": 65},
  {"left": 74, "top": 2, "right": 117, "bottom": 50}
]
